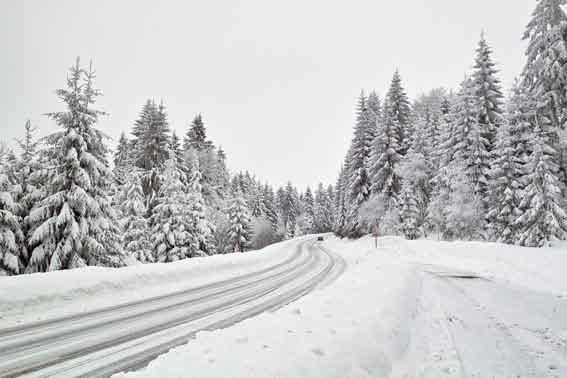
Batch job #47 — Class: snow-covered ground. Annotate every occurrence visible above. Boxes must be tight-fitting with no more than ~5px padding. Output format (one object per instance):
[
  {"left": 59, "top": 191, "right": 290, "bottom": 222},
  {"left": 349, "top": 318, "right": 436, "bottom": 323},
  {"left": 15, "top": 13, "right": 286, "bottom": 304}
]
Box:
[
  {"left": 0, "top": 238, "right": 304, "bottom": 327},
  {"left": 114, "top": 236, "right": 567, "bottom": 378}
]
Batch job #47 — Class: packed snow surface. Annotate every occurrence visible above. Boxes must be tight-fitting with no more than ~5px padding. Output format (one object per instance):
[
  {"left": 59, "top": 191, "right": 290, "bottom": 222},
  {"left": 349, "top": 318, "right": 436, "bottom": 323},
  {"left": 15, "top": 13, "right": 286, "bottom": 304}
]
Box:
[
  {"left": 114, "top": 236, "right": 567, "bottom": 378},
  {"left": 0, "top": 238, "right": 303, "bottom": 326}
]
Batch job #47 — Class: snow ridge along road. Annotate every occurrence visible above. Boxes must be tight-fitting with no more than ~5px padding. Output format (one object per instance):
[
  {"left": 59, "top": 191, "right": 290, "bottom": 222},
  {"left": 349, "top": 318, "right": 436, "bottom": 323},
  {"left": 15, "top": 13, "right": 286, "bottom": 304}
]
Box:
[{"left": 0, "top": 238, "right": 345, "bottom": 378}]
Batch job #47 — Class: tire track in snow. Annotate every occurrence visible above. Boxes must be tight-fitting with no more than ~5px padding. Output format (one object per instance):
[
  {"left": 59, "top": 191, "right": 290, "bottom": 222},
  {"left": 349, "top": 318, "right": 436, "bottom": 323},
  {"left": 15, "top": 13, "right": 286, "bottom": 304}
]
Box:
[{"left": 0, "top": 239, "right": 344, "bottom": 378}]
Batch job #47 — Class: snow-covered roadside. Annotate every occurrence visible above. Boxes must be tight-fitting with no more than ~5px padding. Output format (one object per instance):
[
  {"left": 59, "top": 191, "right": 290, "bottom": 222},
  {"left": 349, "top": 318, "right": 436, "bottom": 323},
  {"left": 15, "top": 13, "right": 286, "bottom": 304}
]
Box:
[
  {"left": 114, "top": 237, "right": 421, "bottom": 378},
  {"left": 0, "top": 238, "right": 306, "bottom": 326},
  {"left": 395, "top": 237, "right": 567, "bottom": 295},
  {"left": 115, "top": 235, "right": 567, "bottom": 378}
]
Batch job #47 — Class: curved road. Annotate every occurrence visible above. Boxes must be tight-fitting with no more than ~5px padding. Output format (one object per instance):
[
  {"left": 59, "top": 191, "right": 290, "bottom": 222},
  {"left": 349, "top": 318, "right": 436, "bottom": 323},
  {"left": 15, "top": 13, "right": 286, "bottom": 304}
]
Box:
[{"left": 0, "top": 238, "right": 345, "bottom": 378}]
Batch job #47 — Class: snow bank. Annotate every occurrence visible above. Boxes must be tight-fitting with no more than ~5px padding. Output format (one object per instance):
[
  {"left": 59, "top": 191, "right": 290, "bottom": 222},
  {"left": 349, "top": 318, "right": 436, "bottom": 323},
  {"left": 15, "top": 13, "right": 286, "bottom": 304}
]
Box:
[
  {"left": 0, "top": 238, "right": 305, "bottom": 325},
  {"left": 398, "top": 237, "right": 567, "bottom": 295}
]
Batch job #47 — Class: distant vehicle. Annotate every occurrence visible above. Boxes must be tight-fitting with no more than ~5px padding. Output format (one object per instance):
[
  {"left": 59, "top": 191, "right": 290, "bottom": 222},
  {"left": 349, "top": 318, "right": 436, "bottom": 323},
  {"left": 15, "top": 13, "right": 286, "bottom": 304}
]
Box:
[{"left": 317, "top": 236, "right": 324, "bottom": 241}]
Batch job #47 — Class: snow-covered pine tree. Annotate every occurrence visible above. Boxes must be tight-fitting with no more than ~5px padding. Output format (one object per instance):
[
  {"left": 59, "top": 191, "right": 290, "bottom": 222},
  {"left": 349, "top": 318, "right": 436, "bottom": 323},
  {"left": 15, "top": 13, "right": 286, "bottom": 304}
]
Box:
[
  {"left": 282, "top": 181, "right": 298, "bottom": 238},
  {"left": 487, "top": 123, "right": 521, "bottom": 243},
  {"left": 186, "top": 155, "right": 216, "bottom": 255},
  {"left": 215, "top": 147, "right": 231, "bottom": 199},
  {"left": 0, "top": 145, "right": 25, "bottom": 275},
  {"left": 184, "top": 114, "right": 213, "bottom": 153},
  {"left": 13, "top": 120, "right": 41, "bottom": 269},
  {"left": 121, "top": 170, "right": 153, "bottom": 263},
  {"left": 136, "top": 101, "right": 171, "bottom": 213},
  {"left": 314, "top": 183, "right": 333, "bottom": 232},
  {"left": 131, "top": 99, "right": 156, "bottom": 155},
  {"left": 399, "top": 143, "right": 430, "bottom": 232},
  {"left": 387, "top": 71, "right": 412, "bottom": 156},
  {"left": 227, "top": 194, "right": 252, "bottom": 252},
  {"left": 369, "top": 100, "right": 402, "bottom": 204},
  {"left": 150, "top": 158, "right": 201, "bottom": 262},
  {"left": 249, "top": 182, "right": 267, "bottom": 218},
  {"left": 446, "top": 162, "right": 486, "bottom": 240},
  {"left": 302, "top": 186, "right": 315, "bottom": 234},
  {"left": 114, "top": 131, "right": 131, "bottom": 185},
  {"left": 472, "top": 32, "right": 505, "bottom": 152},
  {"left": 333, "top": 165, "right": 348, "bottom": 236},
  {"left": 398, "top": 178, "right": 420, "bottom": 240},
  {"left": 343, "top": 92, "right": 374, "bottom": 237},
  {"left": 132, "top": 100, "right": 169, "bottom": 171},
  {"left": 523, "top": 0, "right": 567, "bottom": 188},
  {"left": 170, "top": 131, "right": 185, "bottom": 168},
  {"left": 452, "top": 77, "right": 491, "bottom": 203},
  {"left": 27, "top": 58, "right": 125, "bottom": 271},
  {"left": 262, "top": 184, "right": 279, "bottom": 233},
  {"left": 514, "top": 128, "right": 567, "bottom": 246}
]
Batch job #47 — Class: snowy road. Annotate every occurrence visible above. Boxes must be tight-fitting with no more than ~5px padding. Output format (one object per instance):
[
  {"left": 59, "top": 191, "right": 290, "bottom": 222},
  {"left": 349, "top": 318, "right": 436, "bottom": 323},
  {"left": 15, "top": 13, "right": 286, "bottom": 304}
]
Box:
[
  {"left": 0, "top": 239, "right": 345, "bottom": 378},
  {"left": 110, "top": 236, "right": 566, "bottom": 378}
]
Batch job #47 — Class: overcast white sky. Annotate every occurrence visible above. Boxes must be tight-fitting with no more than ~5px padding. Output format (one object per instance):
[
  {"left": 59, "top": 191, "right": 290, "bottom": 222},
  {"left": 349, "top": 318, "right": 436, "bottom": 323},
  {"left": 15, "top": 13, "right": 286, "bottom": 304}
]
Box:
[{"left": 0, "top": 0, "right": 535, "bottom": 189}]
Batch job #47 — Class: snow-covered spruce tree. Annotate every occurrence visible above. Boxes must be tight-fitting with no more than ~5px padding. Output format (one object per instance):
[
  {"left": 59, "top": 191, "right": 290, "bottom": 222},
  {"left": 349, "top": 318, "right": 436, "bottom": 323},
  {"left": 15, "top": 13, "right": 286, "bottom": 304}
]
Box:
[
  {"left": 215, "top": 147, "right": 231, "bottom": 200},
  {"left": 0, "top": 146, "right": 25, "bottom": 275},
  {"left": 345, "top": 92, "right": 374, "bottom": 237},
  {"left": 249, "top": 182, "right": 267, "bottom": 218},
  {"left": 184, "top": 114, "right": 213, "bottom": 153},
  {"left": 150, "top": 158, "right": 201, "bottom": 262},
  {"left": 138, "top": 101, "right": 171, "bottom": 213},
  {"left": 369, "top": 100, "right": 402, "bottom": 204},
  {"left": 399, "top": 145, "right": 430, "bottom": 233},
  {"left": 523, "top": 0, "right": 567, "bottom": 187},
  {"left": 170, "top": 131, "right": 185, "bottom": 169},
  {"left": 186, "top": 155, "right": 216, "bottom": 255},
  {"left": 487, "top": 123, "right": 521, "bottom": 243},
  {"left": 314, "top": 183, "right": 333, "bottom": 233},
  {"left": 301, "top": 186, "right": 315, "bottom": 234},
  {"left": 27, "top": 59, "right": 125, "bottom": 271},
  {"left": 452, "top": 77, "right": 490, "bottom": 203},
  {"left": 121, "top": 170, "right": 153, "bottom": 263},
  {"left": 13, "top": 120, "right": 42, "bottom": 269},
  {"left": 446, "top": 162, "right": 486, "bottom": 240},
  {"left": 113, "top": 131, "right": 131, "bottom": 187},
  {"left": 131, "top": 100, "right": 157, "bottom": 161},
  {"left": 387, "top": 71, "right": 412, "bottom": 156},
  {"left": 508, "top": 80, "right": 535, "bottom": 169},
  {"left": 472, "top": 32, "right": 505, "bottom": 152},
  {"left": 227, "top": 194, "right": 252, "bottom": 252},
  {"left": 514, "top": 128, "right": 567, "bottom": 246},
  {"left": 333, "top": 165, "right": 348, "bottom": 236},
  {"left": 398, "top": 178, "right": 420, "bottom": 240},
  {"left": 132, "top": 100, "right": 170, "bottom": 171},
  {"left": 284, "top": 182, "right": 299, "bottom": 238},
  {"left": 262, "top": 184, "right": 280, "bottom": 234}
]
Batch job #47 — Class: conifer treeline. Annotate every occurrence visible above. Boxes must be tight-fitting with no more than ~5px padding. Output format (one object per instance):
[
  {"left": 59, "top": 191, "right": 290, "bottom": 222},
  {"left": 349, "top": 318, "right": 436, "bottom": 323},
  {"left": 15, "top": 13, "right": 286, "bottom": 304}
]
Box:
[
  {"left": 334, "top": 1, "right": 567, "bottom": 246},
  {"left": 0, "top": 60, "right": 334, "bottom": 276}
]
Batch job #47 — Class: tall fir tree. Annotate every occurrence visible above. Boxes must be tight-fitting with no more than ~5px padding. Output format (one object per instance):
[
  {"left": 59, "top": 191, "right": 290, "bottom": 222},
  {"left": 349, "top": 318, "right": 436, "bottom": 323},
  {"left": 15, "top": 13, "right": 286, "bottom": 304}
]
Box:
[
  {"left": 472, "top": 32, "right": 505, "bottom": 151},
  {"left": 187, "top": 155, "right": 216, "bottom": 255},
  {"left": 387, "top": 71, "right": 412, "bottom": 156},
  {"left": 514, "top": 129, "right": 567, "bottom": 246},
  {"left": 184, "top": 114, "right": 213, "bottom": 153},
  {"left": 398, "top": 178, "right": 420, "bottom": 240},
  {"left": 0, "top": 147, "right": 25, "bottom": 275},
  {"left": 151, "top": 158, "right": 202, "bottom": 262},
  {"left": 302, "top": 186, "right": 315, "bottom": 234},
  {"left": 121, "top": 171, "right": 153, "bottom": 263},
  {"left": 369, "top": 100, "right": 402, "bottom": 205},
  {"left": 227, "top": 194, "right": 252, "bottom": 252},
  {"left": 27, "top": 58, "right": 125, "bottom": 272},
  {"left": 487, "top": 123, "right": 521, "bottom": 243}
]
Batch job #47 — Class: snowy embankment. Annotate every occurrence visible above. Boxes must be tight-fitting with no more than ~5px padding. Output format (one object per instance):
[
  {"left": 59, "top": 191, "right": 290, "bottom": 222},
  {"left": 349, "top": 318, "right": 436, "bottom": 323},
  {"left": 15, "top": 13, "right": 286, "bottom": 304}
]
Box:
[
  {"left": 0, "top": 238, "right": 305, "bottom": 326},
  {"left": 115, "top": 235, "right": 567, "bottom": 378}
]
